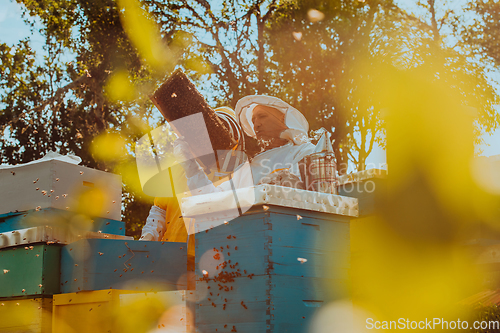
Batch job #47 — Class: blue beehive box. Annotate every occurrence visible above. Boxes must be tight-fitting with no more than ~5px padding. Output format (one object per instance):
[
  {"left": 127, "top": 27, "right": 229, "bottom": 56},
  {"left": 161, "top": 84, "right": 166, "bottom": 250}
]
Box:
[
  {"left": 337, "top": 169, "right": 387, "bottom": 217},
  {"left": 60, "top": 239, "right": 188, "bottom": 293},
  {"left": 0, "top": 208, "right": 125, "bottom": 235},
  {"left": 183, "top": 185, "right": 358, "bottom": 333}
]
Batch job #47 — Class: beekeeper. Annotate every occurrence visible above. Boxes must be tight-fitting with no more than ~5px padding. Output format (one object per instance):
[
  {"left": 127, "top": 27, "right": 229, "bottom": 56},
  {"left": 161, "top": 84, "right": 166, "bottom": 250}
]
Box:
[
  {"left": 175, "top": 95, "right": 315, "bottom": 195},
  {"left": 139, "top": 107, "right": 245, "bottom": 271}
]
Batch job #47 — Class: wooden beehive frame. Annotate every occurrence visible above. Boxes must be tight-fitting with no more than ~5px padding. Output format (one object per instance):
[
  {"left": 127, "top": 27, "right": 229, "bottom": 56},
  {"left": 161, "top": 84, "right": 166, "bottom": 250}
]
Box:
[{"left": 150, "top": 70, "right": 236, "bottom": 159}]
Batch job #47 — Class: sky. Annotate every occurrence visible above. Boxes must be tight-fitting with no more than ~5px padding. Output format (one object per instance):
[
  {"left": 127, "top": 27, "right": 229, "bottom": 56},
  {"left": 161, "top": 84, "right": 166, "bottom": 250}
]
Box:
[
  {"left": 0, "top": 1, "right": 44, "bottom": 47},
  {"left": 0, "top": 0, "right": 499, "bottom": 169}
]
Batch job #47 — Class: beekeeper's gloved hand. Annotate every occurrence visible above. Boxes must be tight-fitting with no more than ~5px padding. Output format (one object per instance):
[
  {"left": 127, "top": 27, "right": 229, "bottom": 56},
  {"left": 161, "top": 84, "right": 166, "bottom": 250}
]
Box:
[
  {"left": 173, "top": 137, "right": 203, "bottom": 178},
  {"left": 140, "top": 205, "right": 166, "bottom": 241}
]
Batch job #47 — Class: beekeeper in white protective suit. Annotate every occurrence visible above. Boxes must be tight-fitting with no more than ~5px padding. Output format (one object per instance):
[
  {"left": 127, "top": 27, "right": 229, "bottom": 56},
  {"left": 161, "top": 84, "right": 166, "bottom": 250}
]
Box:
[
  {"left": 139, "top": 106, "right": 246, "bottom": 276},
  {"left": 174, "top": 95, "right": 315, "bottom": 194}
]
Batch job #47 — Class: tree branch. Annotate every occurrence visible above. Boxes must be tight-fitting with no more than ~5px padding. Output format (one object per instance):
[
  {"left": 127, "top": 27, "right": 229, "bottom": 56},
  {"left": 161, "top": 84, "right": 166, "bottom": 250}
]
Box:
[
  {"left": 388, "top": 3, "right": 434, "bottom": 32},
  {"left": 427, "top": 0, "right": 440, "bottom": 42},
  {"left": 34, "top": 74, "right": 90, "bottom": 114}
]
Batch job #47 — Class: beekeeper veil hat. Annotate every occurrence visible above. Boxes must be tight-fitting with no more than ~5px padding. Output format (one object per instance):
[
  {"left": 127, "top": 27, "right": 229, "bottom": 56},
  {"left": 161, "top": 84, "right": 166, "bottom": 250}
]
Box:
[{"left": 234, "top": 95, "right": 310, "bottom": 145}]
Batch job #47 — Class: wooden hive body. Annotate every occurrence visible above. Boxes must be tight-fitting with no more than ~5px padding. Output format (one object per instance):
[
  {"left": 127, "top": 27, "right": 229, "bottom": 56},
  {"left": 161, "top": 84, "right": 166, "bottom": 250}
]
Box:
[
  {"left": 0, "top": 244, "right": 61, "bottom": 298},
  {"left": 52, "top": 290, "right": 192, "bottom": 333},
  {"left": 0, "top": 208, "right": 125, "bottom": 235},
  {"left": 194, "top": 205, "right": 351, "bottom": 333},
  {"left": 60, "top": 239, "right": 188, "bottom": 293},
  {"left": 0, "top": 160, "right": 122, "bottom": 221},
  {"left": 0, "top": 297, "right": 53, "bottom": 333}
]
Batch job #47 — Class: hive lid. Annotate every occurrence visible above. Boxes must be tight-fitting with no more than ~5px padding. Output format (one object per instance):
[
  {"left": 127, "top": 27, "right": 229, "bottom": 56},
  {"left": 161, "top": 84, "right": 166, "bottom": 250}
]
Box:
[
  {"left": 180, "top": 184, "right": 358, "bottom": 233},
  {"left": 0, "top": 225, "right": 133, "bottom": 250}
]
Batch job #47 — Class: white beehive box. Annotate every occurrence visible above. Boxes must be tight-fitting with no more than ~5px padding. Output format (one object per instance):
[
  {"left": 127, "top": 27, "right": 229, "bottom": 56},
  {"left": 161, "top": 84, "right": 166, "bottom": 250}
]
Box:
[{"left": 0, "top": 159, "right": 121, "bottom": 220}]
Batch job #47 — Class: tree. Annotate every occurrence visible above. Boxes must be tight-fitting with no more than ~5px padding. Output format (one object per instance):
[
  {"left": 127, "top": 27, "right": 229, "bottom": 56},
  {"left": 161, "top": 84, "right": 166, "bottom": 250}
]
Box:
[
  {"left": 2, "top": 0, "right": 499, "bottom": 238},
  {"left": 149, "top": 0, "right": 398, "bottom": 172},
  {"left": 461, "top": 0, "right": 500, "bottom": 67},
  {"left": 0, "top": 0, "right": 183, "bottom": 237},
  {"left": 391, "top": 0, "right": 499, "bottom": 147},
  {"left": 266, "top": 0, "right": 404, "bottom": 172},
  {"left": 149, "top": 0, "right": 281, "bottom": 107}
]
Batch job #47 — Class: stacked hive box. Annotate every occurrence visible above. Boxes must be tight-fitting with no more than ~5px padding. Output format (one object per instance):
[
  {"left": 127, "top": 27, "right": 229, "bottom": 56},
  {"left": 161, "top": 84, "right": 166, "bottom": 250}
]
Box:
[
  {"left": 181, "top": 185, "right": 358, "bottom": 332},
  {"left": 52, "top": 289, "right": 194, "bottom": 333},
  {"left": 60, "top": 239, "right": 187, "bottom": 293},
  {"left": 0, "top": 297, "right": 53, "bottom": 333},
  {"left": 0, "top": 209, "right": 124, "bottom": 235},
  {"left": 51, "top": 238, "right": 189, "bottom": 333},
  {"left": 0, "top": 159, "right": 122, "bottom": 223},
  {"left": 0, "top": 159, "right": 126, "bottom": 333},
  {"left": 0, "top": 159, "right": 191, "bottom": 332}
]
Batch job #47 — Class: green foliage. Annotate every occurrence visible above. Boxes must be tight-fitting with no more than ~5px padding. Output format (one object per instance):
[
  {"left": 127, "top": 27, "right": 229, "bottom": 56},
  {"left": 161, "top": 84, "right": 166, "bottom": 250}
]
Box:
[
  {"left": 462, "top": 0, "right": 500, "bottom": 67},
  {"left": 396, "top": 0, "right": 500, "bottom": 147},
  {"left": 148, "top": 0, "right": 278, "bottom": 105},
  {"left": 266, "top": 0, "right": 398, "bottom": 172}
]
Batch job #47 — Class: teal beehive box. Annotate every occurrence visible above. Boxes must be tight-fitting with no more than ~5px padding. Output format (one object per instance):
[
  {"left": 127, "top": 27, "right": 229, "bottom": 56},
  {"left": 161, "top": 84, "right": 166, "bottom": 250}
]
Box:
[
  {"left": 0, "top": 244, "right": 61, "bottom": 298},
  {"left": 60, "top": 239, "right": 188, "bottom": 293},
  {"left": 182, "top": 185, "right": 358, "bottom": 333},
  {"left": 0, "top": 208, "right": 125, "bottom": 235}
]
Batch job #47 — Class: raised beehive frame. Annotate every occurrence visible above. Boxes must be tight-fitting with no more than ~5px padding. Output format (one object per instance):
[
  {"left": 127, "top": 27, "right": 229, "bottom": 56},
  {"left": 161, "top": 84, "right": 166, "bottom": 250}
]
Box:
[{"left": 150, "top": 69, "right": 236, "bottom": 158}]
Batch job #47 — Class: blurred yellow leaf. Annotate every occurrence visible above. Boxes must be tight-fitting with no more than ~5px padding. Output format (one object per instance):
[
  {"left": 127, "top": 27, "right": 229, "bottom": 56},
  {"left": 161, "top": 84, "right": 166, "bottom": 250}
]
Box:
[
  {"left": 340, "top": 59, "right": 489, "bottom": 324},
  {"left": 117, "top": 0, "right": 174, "bottom": 70},
  {"left": 75, "top": 188, "right": 106, "bottom": 218},
  {"left": 91, "top": 133, "right": 127, "bottom": 162},
  {"left": 184, "top": 56, "right": 212, "bottom": 75},
  {"left": 105, "top": 70, "right": 135, "bottom": 102},
  {"left": 114, "top": 159, "right": 152, "bottom": 202}
]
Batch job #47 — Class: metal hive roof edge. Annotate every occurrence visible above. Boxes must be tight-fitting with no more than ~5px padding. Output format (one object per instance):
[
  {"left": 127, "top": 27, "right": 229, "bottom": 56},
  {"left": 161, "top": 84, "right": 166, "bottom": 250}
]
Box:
[{"left": 181, "top": 184, "right": 359, "bottom": 218}]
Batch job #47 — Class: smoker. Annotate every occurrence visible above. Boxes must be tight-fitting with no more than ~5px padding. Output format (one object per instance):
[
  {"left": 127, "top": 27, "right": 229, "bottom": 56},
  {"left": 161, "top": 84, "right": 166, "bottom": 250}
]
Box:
[{"left": 299, "top": 130, "right": 338, "bottom": 194}]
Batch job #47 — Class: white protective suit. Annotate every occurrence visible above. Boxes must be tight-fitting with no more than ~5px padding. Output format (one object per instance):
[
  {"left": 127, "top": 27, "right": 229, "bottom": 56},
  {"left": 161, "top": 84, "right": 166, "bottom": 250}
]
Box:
[
  {"left": 140, "top": 205, "right": 166, "bottom": 241},
  {"left": 140, "top": 107, "right": 241, "bottom": 242},
  {"left": 185, "top": 95, "right": 315, "bottom": 195}
]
